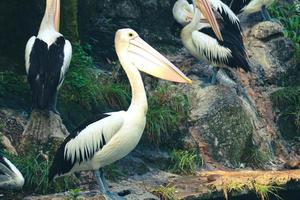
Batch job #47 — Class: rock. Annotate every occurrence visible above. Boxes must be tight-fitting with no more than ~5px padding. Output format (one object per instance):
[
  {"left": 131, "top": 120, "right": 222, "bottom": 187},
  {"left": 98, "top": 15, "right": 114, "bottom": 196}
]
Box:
[
  {"left": 244, "top": 21, "right": 296, "bottom": 85},
  {"left": 186, "top": 79, "right": 253, "bottom": 167},
  {"left": 0, "top": 134, "right": 17, "bottom": 155},
  {"left": 252, "top": 21, "right": 284, "bottom": 39}
]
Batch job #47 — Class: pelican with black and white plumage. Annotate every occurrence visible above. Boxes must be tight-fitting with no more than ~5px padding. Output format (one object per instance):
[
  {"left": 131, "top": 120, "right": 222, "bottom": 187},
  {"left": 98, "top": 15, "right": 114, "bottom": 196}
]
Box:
[
  {"left": 25, "top": 0, "right": 72, "bottom": 112},
  {"left": 173, "top": 0, "right": 251, "bottom": 83},
  {"left": 222, "top": 0, "right": 274, "bottom": 20},
  {"left": 49, "top": 28, "right": 193, "bottom": 199},
  {"left": 0, "top": 155, "right": 24, "bottom": 190}
]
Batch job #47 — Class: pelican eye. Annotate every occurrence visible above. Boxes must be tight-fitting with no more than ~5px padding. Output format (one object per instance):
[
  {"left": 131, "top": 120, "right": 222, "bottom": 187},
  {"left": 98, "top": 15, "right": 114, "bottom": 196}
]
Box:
[{"left": 129, "top": 33, "right": 134, "bottom": 37}]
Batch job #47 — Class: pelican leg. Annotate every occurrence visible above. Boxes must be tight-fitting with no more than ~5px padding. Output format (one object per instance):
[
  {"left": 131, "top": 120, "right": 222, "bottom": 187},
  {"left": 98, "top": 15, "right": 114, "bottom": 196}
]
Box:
[
  {"left": 95, "top": 169, "right": 125, "bottom": 200},
  {"left": 94, "top": 170, "right": 106, "bottom": 194}
]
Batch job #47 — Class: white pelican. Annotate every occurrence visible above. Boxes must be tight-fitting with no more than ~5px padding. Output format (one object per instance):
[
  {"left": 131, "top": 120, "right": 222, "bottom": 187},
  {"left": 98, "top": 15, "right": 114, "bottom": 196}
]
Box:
[
  {"left": 49, "top": 28, "right": 192, "bottom": 199},
  {"left": 222, "top": 0, "right": 274, "bottom": 20},
  {"left": 173, "top": 0, "right": 250, "bottom": 83},
  {"left": 0, "top": 155, "right": 24, "bottom": 190},
  {"left": 25, "top": 0, "right": 72, "bottom": 112}
]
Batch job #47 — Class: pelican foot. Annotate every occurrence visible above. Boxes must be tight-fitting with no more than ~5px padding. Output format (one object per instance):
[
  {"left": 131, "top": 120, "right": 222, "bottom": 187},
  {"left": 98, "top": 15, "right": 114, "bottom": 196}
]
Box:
[{"left": 103, "top": 191, "right": 126, "bottom": 200}]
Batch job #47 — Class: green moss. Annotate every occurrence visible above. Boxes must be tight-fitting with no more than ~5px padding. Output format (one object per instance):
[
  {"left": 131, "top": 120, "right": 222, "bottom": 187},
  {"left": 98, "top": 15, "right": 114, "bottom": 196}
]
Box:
[
  {"left": 271, "top": 87, "right": 300, "bottom": 135},
  {"left": 207, "top": 104, "right": 253, "bottom": 165}
]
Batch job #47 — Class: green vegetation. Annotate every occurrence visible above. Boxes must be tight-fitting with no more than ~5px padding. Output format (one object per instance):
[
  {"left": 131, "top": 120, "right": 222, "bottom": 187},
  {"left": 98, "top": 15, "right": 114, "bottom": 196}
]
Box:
[
  {"left": 145, "top": 83, "right": 189, "bottom": 145},
  {"left": 222, "top": 181, "right": 282, "bottom": 200},
  {"left": 3, "top": 144, "right": 78, "bottom": 195},
  {"left": 169, "top": 149, "right": 201, "bottom": 174},
  {"left": 244, "top": 148, "right": 270, "bottom": 168},
  {"left": 254, "top": 183, "right": 282, "bottom": 200},
  {"left": 65, "top": 188, "right": 83, "bottom": 200},
  {"left": 269, "top": 1, "right": 300, "bottom": 57},
  {"left": 104, "top": 163, "right": 123, "bottom": 181},
  {"left": 271, "top": 87, "right": 300, "bottom": 133},
  {"left": 0, "top": 71, "right": 30, "bottom": 108},
  {"left": 151, "top": 184, "right": 176, "bottom": 200}
]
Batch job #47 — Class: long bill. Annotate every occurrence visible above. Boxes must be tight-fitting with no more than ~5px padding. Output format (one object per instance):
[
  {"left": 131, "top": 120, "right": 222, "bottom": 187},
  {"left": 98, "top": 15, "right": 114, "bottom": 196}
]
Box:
[
  {"left": 127, "top": 36, "right": 192, "bottom": 84},
  {"left": 54, "top": 0, "right": 60, "bottom": 31},
  {"left": 195, "top": 0, "right": 223, "bottom": 41}
]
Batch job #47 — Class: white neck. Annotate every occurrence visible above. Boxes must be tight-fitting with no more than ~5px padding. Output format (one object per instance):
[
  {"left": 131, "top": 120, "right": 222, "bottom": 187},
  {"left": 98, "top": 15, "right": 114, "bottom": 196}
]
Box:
[
  {"left": 39, "top": 0, "right": 57, "bottom": 34},
  {"left": 116, "top": 50, "right": 148, "bottom": 115}
]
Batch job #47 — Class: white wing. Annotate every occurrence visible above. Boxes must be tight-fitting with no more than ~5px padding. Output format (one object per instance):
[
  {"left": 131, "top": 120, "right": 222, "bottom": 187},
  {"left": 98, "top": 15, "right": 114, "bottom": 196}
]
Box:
[
  {"left": 58, "top": 39, "right": 72, "bottom": 88},
  {"left": 0, "top": 157, "right": 24, "bottom": 189},
  {"left": 191, "top": 30, "right": 232, "bottom": 63},
  {"left": 64, "top": 111, "right": 125, "bottom": 163},
  {"left": 25, "top": 36, "right": 36, "bottom": 74}
]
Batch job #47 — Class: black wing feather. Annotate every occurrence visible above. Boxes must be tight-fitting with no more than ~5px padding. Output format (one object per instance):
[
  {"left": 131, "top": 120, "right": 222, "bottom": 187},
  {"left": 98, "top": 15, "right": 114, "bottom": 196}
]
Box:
[
  {"left": 28, "top": 36, "right": 65, "bottom": 110},
  {"left": 200, "top": 26, "right": 251, "bottom": 72},
  {"left": 48, "top": 113, "right": 109, "bottom": 181}
]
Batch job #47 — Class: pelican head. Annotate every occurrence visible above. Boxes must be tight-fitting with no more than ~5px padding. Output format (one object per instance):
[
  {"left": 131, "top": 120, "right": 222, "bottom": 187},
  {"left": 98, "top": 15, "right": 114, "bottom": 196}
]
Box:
[
  {"left": 173, "top": 0, "right": 194, "bottom": 26},
  {"left": 41, "top": 0, "right": 60, "bottom": 31},
  {"left": 115, "top": 29, "right": 192, "bottom": 84}
]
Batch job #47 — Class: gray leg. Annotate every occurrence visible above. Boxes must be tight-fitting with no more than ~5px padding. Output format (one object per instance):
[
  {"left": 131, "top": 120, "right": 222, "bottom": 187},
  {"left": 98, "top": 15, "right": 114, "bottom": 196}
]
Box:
[
  {"left": 94, "top": 170, "right": 106, "bottom": 194},
  {"left": 99, "top": 168, "right": 109, "bottom": 191},
  {"left": 95, "top": 169, "right": 125, "bottom": 200}
]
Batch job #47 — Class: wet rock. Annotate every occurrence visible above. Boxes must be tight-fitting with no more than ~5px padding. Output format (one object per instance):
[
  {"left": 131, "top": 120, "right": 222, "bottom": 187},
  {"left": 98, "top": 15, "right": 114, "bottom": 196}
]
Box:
[
  {"left": 244, "top": 21, "right": 296, "bottom": 85},
  {"left": 187, "top": 78, "right": 253, "bottom": 167}
]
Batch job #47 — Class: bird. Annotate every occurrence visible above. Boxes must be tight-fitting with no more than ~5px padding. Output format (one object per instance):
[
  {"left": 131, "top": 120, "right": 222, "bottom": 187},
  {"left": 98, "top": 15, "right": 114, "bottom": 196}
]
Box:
[
  {"left": 25, "top": 0, "right": 72, "bottom": 113},
  {"left": 173, "top": 0, "right": 251, "bottom": 83},
  {"left": 0, "top": 155, "right": 24, "bottom": 190},
  {"left": 221, "top": 0, "right": 275, "bottom": 21},
  {"left": 48, "top": 28, "right": 192, "bottom": 199}
]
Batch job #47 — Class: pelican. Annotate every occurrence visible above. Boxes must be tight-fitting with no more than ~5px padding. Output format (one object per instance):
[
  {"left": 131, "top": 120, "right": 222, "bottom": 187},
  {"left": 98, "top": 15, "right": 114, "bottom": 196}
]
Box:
[
  {"left": 173, "top": 0, "right": 250, "bottom": 83},
  {"left": 222, "top": 0, "right": 274, "bottom": 20},
  {"left": 25, "top": 0, "right": 72, "bottom": 112},
  {"left": 49, "top": 28, "right": 193, "bottom": 199},
  {"left": 0, "top": 155, "right": 24, "bottom": 190}
]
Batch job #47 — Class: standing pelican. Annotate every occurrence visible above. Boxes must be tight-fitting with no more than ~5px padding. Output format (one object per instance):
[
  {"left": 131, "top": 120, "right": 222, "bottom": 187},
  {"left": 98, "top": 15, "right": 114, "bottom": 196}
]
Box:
[
  {"left": 25, "top": 0, "right": 72, "bottom": 112},
  {"left": 173, "top": 0, "right": 250, "bottom": 83},
  {"left": 222, "top": 0, "right": 274, "bottom": 20},
  {"left": 49, "top": 28, "right": 192, "bottom": 199},
  {"left": 0, "top": 155, "right": 24, "bottom": 190}
]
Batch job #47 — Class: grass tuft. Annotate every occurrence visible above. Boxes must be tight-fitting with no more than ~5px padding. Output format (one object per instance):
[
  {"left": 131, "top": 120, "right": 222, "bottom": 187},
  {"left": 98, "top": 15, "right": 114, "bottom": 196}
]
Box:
[
  {"left": 151, "top": 184, "right": 176, "bottom": 200},
  {"left": 145, "top": 83, "right": 189, "bottom": 146},
  {"left": 169, "top": 149, "right": 201, "bottom": 174}
]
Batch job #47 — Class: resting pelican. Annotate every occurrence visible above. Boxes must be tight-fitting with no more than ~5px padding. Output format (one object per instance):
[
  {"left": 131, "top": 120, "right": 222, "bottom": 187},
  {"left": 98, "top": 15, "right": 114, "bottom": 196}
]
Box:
[
  {"left": 0, "top": 155, "right": 24, "bottom": 190},
  {"left": 25, "top": 0, "right": 72, "bottom": 112},
  {"left": 49, "top": 28, "right": 192, "bottom": 199},
  {"left": 173, "top": 0, "right": 250, "bottom": 83},
  {"left": 222, "top": 0, "right": 274, "bottom": 20}
]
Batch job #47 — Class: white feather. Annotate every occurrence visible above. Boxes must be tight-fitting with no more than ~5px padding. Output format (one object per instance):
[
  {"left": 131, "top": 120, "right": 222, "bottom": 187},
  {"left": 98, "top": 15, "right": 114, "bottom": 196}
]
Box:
[
  {"left": 209, "top": 0, "right": 240, "bottom": 24},
  {"left": 242, "top": 0, "right": 274, "bottom": 14},
  {"left": 191, "top": 30, "right": 232, "bottom": 63},
  {"left": 58, "top": 39, "right": 72, "bottom": 88},
  {"left": 64, "top": 111, "right": 125, "bottom": 164},
  {"left": 0, "top": 157, "right": 24, "bottom": 189},
  {"left": 25, "top": 36, "right": 36, "bottom": 74}
]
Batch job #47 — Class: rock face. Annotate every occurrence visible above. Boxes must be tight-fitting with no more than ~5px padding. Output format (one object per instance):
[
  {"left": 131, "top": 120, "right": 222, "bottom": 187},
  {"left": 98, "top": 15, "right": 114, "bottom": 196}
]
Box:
[
  {"left": 78, "top": 0, "right": 180, "bottom": 65},
  {"left": 244, "top": 21, "right": 297, "bottom": 85}
]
